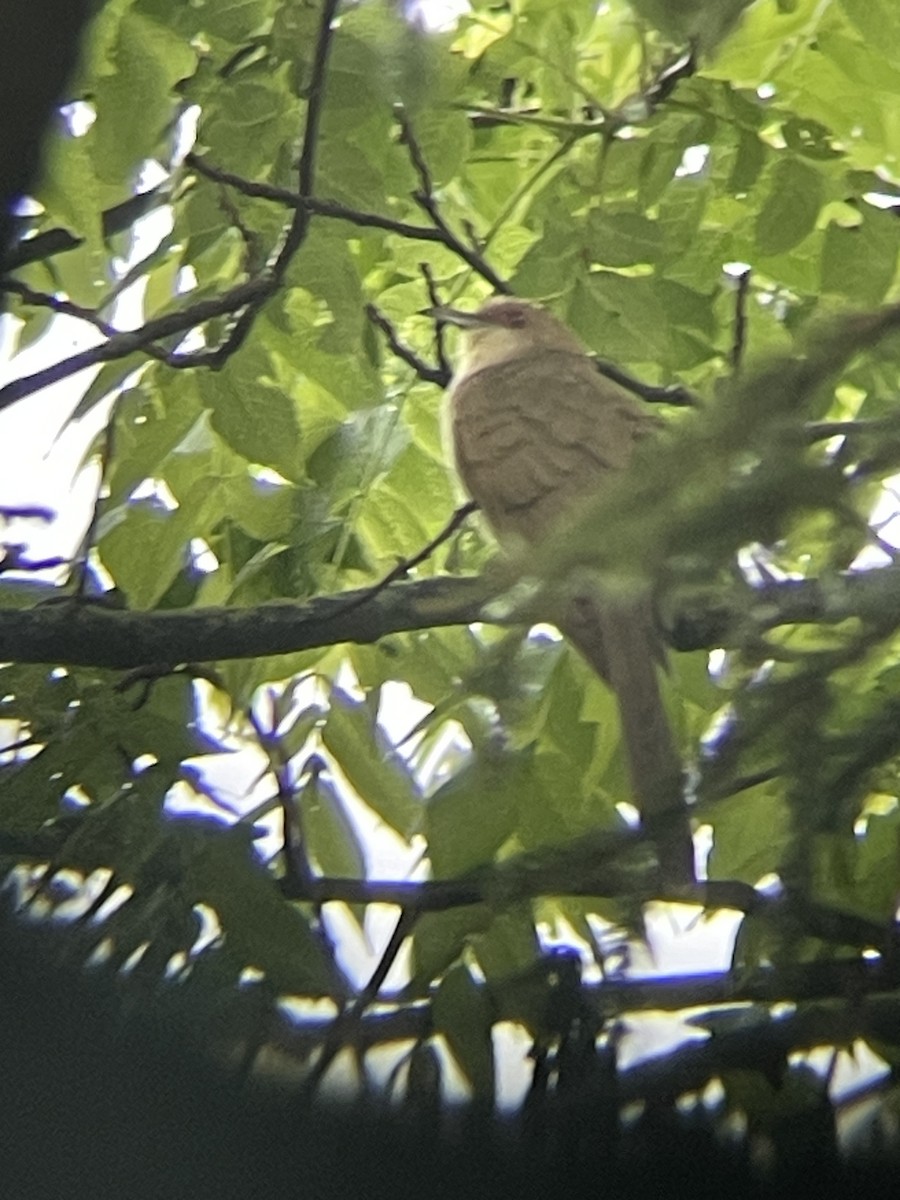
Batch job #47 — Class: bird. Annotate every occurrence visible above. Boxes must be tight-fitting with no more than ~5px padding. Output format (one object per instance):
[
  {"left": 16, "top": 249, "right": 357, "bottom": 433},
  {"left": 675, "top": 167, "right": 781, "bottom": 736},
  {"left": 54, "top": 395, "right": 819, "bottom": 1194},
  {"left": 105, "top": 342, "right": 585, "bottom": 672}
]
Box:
[{"left": 432, "top": 296, "right": 691, "bottom": 882}]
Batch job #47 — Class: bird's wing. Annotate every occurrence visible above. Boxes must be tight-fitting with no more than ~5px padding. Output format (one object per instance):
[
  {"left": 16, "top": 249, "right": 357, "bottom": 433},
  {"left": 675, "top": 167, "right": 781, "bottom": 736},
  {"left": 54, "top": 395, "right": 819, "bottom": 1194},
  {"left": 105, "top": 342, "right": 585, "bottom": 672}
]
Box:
[{"left": 450, "top": 349, "right": 659, "bottom": 541}]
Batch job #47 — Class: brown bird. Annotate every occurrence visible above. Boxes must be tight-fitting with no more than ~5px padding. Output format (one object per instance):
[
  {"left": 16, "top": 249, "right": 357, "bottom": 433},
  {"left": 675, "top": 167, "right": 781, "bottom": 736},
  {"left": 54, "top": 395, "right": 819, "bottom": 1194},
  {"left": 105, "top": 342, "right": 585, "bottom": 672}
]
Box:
[{"left": 434, "top": 297, "right": 691, "bottom": 882}]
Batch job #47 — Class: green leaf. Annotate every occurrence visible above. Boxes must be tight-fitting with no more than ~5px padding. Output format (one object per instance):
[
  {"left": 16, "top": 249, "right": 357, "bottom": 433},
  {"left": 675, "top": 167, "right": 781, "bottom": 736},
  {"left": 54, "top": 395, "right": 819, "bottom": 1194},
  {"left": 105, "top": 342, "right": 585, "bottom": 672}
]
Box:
[
  {"left": 839, "top": 0, "right": 900, "bottom": 67},
  {"left": 300, "top": 770, "right": 366, "bottom": 881},
  {"left": 410, "top": 907, "right": 493, "bottom": 990},
  {"left": 431, "top": 962, "right": 495, "bottom": 1098},
  {"left": 586, "top": 210, "right": 663, "bottom": 267},
  {"left": 821, "top": 205, "right": 900, "bottom": 304},
  {"left": 321, "top": 689, "right": 421, "bottom": 838},
  {"left": 183, "top": 824, "right": 346, "bottom": 998},
  {"left": 755, "top": 158, "right": 824, "bottom": 255},
  {"left": 728, "top": 128, "right": 766, "bottom": 194},
  {"left": 90, "top": 11, "right": 196, "bottom": 183},
  {"left": 202, "top": 355, "right": 304, "bottom": 483},
  {"left": 705, "top": 779, "right": 790, "bottom": 886},
  {"left": 99, "top": 470, "right": 224, "bottom": 608},
  {"left": 106, "top": 378, "right": 205, "bottom": 505},
  {"left": 67, "top": 355, "right": 145, "bottom": 427},
  {"left": 425, "top": 749, "right": 525, "bottom": 876}
]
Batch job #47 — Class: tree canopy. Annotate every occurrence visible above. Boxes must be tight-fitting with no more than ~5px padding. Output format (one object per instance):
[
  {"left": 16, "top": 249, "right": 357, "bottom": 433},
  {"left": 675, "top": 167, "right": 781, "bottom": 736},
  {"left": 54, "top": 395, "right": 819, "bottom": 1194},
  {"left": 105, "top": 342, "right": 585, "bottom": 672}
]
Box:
[{"left": 3, "top": 0, "right": 900, "bottom": 1171}]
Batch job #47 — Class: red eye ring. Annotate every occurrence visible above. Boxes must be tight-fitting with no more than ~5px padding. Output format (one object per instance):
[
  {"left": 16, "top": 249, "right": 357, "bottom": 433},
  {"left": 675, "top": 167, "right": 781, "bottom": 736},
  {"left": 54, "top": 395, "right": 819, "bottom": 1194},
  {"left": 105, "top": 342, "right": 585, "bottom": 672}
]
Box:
[{"left": 490, "top": 303, "right": 527, "bottom": 329}]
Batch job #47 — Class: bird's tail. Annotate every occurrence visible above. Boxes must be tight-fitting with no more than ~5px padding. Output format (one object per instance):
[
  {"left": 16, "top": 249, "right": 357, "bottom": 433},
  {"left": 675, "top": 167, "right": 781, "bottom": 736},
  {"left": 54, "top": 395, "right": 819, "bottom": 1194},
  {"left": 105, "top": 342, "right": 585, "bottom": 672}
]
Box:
[{"left": 562, "top": 595, "right": 693, "bottom": 885}]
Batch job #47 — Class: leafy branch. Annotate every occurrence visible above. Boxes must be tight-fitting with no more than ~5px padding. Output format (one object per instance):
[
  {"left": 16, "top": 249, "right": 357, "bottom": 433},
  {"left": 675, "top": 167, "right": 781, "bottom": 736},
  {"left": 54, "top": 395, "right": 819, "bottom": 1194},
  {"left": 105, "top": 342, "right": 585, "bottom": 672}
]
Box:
[{"left": 0, "top": 0, "right": 342, "bottom": 410}]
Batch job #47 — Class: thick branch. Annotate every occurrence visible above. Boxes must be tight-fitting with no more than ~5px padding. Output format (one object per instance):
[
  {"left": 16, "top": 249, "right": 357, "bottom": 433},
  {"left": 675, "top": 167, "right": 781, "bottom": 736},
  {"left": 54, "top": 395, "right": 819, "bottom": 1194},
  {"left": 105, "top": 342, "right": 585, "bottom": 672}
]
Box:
[
  {"left": 0, "top": 575, "right": 496, "bottom": 669},
  {"left": 668, "top": 566, "right": 900, "bottom": 651},
  {"left": 3, "top": 566, "right": 900, "bottom": 670}
]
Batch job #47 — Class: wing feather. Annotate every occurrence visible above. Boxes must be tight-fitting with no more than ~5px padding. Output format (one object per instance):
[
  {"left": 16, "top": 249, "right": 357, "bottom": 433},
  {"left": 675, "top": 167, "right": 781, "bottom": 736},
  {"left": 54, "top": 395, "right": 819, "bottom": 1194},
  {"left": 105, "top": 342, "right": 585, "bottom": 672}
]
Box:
[{"left": 450, "top": 349, "right": 658, "bottom": 539}]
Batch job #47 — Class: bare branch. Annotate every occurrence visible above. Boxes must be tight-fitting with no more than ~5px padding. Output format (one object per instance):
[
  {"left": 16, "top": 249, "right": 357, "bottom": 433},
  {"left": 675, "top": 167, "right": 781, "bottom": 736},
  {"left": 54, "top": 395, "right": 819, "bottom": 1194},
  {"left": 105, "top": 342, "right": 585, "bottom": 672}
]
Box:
[
  {"left": 0, "top": 504, "right": 55, "bottom": 523},
  {"left": 0, "top": 574, "right": 498, "bottom": 669},
  {"left": 248, "top": 695, "right": 317, "bottom": 898},
  {"left": 0, "top": 277, "right": 270, "bottom": 411},
  {"left": 804, "top": 417, "right": 900, "bottom": 443},
  {"left": 365, "top": 302, "right": 447, "bottom": 386},
  {"left": 303, "top": 907, "right": 419, "bottom": 1096},
  {"left": 274, "top": 955, "right": 900, "bottom": 1070},
  {"left": 4, "top": 184, "right": 169, "bottom": 271},
  {"left": 186, "top": 154, "right": 449, "bottom": 245},
  {"left": 395, "top": 105, "right": 510, "bottom": 294},
  {"left": 419, "top": 262, "right": 451, "bottom": 379},
  {"left": 593, "top": 357, "right": 699, "bottom": 407},
  {"left": 729, "top": 267, "right": 752, "bottom": 374},
  {"left": 328, "top": 501, "right": 478, "bottom": 622},
  {"left": 195, "top": 0, "right": 342, "bottom": 367}
]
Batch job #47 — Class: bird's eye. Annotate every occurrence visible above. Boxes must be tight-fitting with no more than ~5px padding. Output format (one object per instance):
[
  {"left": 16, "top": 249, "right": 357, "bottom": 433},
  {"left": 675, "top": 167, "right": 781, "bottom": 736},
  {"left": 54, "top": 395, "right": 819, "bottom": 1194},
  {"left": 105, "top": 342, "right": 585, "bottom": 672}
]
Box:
[{"left": 505, "top": 309, "right": 527, "bottom": 328}]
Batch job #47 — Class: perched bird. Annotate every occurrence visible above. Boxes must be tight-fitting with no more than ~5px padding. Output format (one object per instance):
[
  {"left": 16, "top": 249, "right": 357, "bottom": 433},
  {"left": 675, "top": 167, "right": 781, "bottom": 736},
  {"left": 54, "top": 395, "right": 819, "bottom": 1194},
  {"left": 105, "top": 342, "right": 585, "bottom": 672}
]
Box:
[{"left": 433, "top": 297, "right": 690, "bottom": 881}]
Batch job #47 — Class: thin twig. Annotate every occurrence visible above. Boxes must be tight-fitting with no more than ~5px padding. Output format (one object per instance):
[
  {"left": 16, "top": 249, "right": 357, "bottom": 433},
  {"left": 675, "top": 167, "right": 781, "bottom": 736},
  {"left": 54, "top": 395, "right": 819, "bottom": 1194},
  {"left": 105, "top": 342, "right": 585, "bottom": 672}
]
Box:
[
  {"left": 216, "top": 186, "right": 264, "bottom": 275},
  {"left": 593, "top": 357, "right": 699, "bottom": 407},
  {"left": 248, "top": 694, "right": 316, "bottom": 898},
  {"left": 1, "top": 278, "right": 175, "bottom": 366},
  {"left": 327, "top": 500, "right": 478, "bottom": 621},
  {"left": 804, "top": 417, "right": 900, "bottom": 443},
  {"left": 198, "top": 0, "right": 342, "bottom": 367},
  {"left": 418, "top": 263, "right": 451, "bottom": 379},
  {"left": 4, "top": 184, "right": 169, "bottom": 272},
  {"left": 365, "top": 302, "right": 447, "bottom": 386},
  {"left": 644, "top": 46, "right": 697, "bottom": 109},
  {"left": 69, "top": 400, "right": 120, "bottom": 598},
  {"left": 0, "top": 549, "right": 68, "bottom": 574},
  {"left": 2, "top": 0, "right": 344, "bottom": 398},
  {"left": 0, "top": 504, "right": 55, "bottom": 523},
  {"left": 303, "top": 906, "right": 419, "bottom": 1097},
  {"left": 396, "top": 105, "right": 510, "bottom": 294},
  {"left": 730, "top": 267, "right": 752, "bottom": 374},
  {"left": 186, "top": 154, "right": 449, "bottom": 244}
]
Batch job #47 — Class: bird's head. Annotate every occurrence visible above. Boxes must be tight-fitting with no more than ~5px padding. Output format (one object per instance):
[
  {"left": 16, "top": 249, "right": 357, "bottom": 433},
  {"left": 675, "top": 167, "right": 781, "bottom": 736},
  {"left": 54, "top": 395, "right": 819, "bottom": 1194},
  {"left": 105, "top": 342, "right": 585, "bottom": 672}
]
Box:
[{"left": 427, "top": 297, "right": 585, "bottom": 375}]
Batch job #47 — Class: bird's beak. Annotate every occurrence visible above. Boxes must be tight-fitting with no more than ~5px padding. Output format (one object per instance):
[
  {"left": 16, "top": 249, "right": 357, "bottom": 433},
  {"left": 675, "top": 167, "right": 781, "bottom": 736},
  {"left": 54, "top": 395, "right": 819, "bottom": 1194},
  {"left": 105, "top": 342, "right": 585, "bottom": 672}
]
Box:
[{"left": 421, "top": 305, "right": 495, "bottom": 328}]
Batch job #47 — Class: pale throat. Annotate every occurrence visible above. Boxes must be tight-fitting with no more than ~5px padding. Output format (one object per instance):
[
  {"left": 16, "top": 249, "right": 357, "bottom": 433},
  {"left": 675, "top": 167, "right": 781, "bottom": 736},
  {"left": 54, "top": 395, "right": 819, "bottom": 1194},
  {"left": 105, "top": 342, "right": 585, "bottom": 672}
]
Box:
[{"left": 456, "top": 326, "right": 539, "bottom": 376}]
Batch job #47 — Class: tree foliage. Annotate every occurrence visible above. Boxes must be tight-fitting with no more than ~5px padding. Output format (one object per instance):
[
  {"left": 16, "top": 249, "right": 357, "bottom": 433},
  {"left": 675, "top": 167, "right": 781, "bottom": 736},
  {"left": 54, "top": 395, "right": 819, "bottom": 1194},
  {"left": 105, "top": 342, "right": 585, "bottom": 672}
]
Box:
[{"left": 3, "top": 0, "right": 900, "bottom": 1163}]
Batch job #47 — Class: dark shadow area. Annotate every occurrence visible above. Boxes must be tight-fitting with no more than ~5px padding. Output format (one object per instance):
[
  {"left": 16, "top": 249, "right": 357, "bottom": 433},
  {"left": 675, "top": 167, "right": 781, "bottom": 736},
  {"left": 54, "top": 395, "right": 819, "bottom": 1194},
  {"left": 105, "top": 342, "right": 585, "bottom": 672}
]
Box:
[{"left": 1, "top": 900, "right": 897, "bottom": 1200}]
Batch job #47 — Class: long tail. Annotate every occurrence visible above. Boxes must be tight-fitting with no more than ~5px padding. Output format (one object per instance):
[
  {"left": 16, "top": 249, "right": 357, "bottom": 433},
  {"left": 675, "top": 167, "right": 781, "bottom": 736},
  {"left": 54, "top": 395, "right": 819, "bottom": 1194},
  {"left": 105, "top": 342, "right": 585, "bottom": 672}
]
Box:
[{"left": 562, "top": 595, "right": 693, "bottom": 884}]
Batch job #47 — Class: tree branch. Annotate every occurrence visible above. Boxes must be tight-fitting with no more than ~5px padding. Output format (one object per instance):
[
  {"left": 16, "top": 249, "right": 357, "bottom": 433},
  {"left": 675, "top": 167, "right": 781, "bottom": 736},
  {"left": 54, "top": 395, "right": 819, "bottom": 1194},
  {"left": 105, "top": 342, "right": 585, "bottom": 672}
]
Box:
[
  {"left": 185, "top": 154, "right": 452, "bottom": 246},
  {"left": 4, "top": 565, "right": 900, "bottom": 670},
  {"left": 4, "top": 184, "right": 169, "bottom": 271},
  {"left": 593, "top": 357, "right": 699, "bottom": 407},
  {"left": 365, "top": 302, "right": 448, "bottom": 386},
  {"left": 270, "top": 954, "right": 899, "bottom": 1064},
  {"left": 0, "top": 1, "right": 342, "bottom": 411},
  {"left": 396, "top": 105, "right": 509, "bottom": 294},
  {"left": 192, "top": 0, "right": 342, "bottom": 367},
  {"left": 0, "top": 277, "right": 271, "bottom": 411},
  {"left": 0, "top": 575, "right": 497, "bottom": 668}
]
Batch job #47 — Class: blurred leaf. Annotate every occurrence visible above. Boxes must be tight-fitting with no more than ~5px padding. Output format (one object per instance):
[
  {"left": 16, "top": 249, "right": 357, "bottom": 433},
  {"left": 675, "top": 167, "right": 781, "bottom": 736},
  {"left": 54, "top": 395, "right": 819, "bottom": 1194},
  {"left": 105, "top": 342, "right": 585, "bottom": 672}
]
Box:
[
  {"left": 755, "top": 158, "right": 824, "bottom": 255},
  {"left": 299, "top": 768, "right": 366, "bottom": 881},
  {"left": 321, "top": 689, "right": 421, "bottom": 838},
  {"left": 184, "top": 824, "right": 345, "bottom": 997},
  {"left": 425, "top": 749, "right": 525, "bottom": 876},
  {"left": 431, "top": 962, "right": 495, "bottom": 1098}
]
